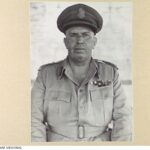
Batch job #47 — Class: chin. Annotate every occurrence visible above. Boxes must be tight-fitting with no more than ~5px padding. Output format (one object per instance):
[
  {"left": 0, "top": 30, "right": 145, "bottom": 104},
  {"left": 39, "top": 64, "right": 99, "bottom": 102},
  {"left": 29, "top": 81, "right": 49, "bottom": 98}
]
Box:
[
  {"left": 69, "top": 53, "right": 90, "bottom": 63},
  {"left": 74, "top": 56, "right": 87, "bottom": 63}
]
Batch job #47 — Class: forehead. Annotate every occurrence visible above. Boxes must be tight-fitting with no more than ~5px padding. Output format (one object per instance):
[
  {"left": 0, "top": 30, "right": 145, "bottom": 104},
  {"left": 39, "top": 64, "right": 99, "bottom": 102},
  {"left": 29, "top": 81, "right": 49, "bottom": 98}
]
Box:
[{"left": 65, "top": 26, "right": 94, "bottom": 34}]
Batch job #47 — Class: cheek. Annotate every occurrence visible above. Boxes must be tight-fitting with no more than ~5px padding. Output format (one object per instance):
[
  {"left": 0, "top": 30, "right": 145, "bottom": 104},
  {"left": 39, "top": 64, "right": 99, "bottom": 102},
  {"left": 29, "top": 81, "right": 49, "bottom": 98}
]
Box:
[
  {"left": 66, "top": 39, "right": 76, "bottom": 49},
  {"left": 87, "top": 41, "right": 95, "bottom": 49}
]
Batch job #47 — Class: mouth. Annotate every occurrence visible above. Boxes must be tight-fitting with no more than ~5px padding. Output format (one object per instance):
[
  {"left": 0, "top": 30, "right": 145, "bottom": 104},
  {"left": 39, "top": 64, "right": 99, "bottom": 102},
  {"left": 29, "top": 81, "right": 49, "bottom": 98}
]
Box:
[
  {"left": 75, "top": 47, "right": 85, "bottom": 50},
  {"left": 74, "top": 49, "right": 85, "bottom": 53}
]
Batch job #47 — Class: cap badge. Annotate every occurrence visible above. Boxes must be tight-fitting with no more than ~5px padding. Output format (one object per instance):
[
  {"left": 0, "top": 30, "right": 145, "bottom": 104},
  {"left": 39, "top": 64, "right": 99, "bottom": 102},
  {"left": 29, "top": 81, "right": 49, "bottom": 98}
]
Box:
[{"left": 77, "top": 8, "right": 85, "bottom": 19}]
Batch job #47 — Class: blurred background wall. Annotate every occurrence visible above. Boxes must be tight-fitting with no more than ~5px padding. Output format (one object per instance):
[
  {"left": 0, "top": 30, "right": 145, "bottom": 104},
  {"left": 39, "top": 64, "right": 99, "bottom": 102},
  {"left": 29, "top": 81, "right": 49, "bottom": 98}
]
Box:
[{"left": 30, "top": 2, "right": 132, "bottom": 106}]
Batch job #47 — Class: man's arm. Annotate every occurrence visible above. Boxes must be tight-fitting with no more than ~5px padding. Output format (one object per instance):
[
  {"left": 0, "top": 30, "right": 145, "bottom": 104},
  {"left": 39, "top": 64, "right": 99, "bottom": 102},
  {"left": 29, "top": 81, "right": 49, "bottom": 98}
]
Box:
[
  {"left": 31, "top": 69, "right": 47, "bottom": 142},
  {"left": 111, "top": 69, "right": 132, "bottom": 141}
]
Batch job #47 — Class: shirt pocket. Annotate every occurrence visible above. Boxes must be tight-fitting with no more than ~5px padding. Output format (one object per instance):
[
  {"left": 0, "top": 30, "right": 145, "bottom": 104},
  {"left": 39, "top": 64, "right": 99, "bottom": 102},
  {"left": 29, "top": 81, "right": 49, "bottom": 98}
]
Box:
[
  {"left": 90, "top": 85, "right": 113, "bottom": 100},
  {"left": 44, "top": 90, "right": 72, "bottom": 125},
  {"left": 90, "top": 85, "right": 113, "bottom": 126}
]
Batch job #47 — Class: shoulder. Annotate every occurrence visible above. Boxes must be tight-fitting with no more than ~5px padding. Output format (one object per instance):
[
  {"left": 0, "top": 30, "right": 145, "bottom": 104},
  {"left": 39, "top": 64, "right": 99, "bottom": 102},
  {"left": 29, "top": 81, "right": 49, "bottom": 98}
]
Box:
[
  {"left": 94, "top": 59, "right": 119, "bottom": 80},
  {"left": 38, "top": 60, "right": 64, "bottom": 71},
  {"left": 94, "top": 59, "right": 118, "bottom": 70}
]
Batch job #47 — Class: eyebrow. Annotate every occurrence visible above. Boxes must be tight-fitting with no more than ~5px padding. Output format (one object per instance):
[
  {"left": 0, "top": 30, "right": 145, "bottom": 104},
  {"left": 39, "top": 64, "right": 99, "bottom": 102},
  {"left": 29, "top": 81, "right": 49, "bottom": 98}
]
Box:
[
  {"left": 68, "top": 31, "right": 91, "bottom": 35},
  {"left": 70, "top": 31, "right": 90, "bottom": 33}
]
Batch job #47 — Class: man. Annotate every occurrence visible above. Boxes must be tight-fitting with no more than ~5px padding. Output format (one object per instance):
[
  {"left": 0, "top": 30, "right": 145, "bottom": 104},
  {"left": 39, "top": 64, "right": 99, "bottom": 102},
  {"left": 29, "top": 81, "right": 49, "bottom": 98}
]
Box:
[{"left": 31, "top": 3, "right": 132, "bottom": 142}]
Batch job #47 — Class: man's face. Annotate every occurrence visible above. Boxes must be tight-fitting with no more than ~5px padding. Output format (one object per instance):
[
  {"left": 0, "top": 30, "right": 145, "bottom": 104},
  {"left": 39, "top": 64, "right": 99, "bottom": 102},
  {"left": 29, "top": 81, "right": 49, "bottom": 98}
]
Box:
[{"left": 64, "top": 26, "right": 97, "bottom": 63}]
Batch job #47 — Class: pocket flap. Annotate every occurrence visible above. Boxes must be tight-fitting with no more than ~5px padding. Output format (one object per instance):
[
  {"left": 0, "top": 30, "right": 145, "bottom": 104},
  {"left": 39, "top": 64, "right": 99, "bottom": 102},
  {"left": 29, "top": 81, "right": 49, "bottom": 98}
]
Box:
[
  {"left": 45, "top": 90, "right": 71, "bottom": 102},
  {"left": 90, "top": 86, "right": 113, "bottom": 100}
]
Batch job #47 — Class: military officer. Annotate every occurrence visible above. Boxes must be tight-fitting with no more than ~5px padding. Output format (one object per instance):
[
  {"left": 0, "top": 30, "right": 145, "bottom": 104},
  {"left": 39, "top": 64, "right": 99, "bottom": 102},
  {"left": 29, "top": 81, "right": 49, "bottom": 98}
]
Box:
[{"left": 31, "top": 3, "right": 132, "bottom": 142}]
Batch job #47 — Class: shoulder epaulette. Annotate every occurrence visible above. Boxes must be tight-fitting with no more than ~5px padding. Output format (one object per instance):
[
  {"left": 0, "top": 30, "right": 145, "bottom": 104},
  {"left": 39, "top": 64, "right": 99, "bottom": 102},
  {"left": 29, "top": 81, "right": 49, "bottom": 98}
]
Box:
[
  {"left": 38, "top": 62, "right": 56, "bottom": 71},
  {"left": 38, "top": 63, "right": 49, "bottom": 71},
  {"left": 102, "top": 60, "right": 118, "bottom": 70},
  {"left": 38, "top": 60, "right": 64, "bottom": 71},
  {"left": 95, "top": 59, "right": 118, "bottom": 70}
]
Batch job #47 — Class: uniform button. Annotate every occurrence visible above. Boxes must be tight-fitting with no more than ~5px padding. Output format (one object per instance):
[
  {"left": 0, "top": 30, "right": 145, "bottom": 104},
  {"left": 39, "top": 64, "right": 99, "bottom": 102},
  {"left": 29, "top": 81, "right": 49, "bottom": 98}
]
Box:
[
  {"left": 79, "top": 89, "right": 83, "bottom": 92},
  {"left": 79, "top": 105, "right": 83, "bottom": 109},
  {"left": 78, "top": 105, "right": 84, "bottom": 112}
]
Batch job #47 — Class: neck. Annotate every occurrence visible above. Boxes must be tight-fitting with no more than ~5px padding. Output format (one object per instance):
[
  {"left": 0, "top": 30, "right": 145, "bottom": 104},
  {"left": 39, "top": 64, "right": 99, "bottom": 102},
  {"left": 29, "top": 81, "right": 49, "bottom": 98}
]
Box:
[
  {"left": 68, "top": 57, "right": 91, "bottom": 67},
  {"left": 68, "top": 57, "right": 91, "bottom": 84}
]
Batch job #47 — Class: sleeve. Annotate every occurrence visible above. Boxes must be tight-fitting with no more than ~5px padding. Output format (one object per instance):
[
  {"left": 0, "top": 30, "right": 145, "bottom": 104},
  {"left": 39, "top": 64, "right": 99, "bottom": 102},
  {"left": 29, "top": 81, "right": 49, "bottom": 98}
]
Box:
[
  {"left": 111, "top": 69, "right": 132, "bottom": 141},
  {"left": 31, "top": 68, "right": 47, "bottom": 142}
]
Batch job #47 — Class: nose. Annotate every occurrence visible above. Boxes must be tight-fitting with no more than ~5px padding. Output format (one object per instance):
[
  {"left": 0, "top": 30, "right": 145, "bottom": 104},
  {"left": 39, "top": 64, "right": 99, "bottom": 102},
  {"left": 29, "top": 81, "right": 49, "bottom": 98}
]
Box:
[{"left": 76, "top": 35, "right": 84, "bottom": 44}]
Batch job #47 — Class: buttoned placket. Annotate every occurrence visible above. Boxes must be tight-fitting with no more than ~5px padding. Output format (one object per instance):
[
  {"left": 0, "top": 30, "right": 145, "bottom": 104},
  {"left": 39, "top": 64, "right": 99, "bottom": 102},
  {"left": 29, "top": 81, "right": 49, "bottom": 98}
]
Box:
[
  {"left": 64, "top": 66, "right": 86, "bottom": 139},
  {"left": 62, "top": 58, "right": 99, "bottom": 139},
  {"left": 77, "top": 85, "right": 86, "bottom": 121}
]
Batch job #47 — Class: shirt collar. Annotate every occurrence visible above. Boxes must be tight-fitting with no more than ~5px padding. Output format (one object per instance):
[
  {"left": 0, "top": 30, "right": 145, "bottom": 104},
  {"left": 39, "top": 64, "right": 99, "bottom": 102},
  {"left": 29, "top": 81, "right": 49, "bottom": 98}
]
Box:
[
  {"left": 57, "top": 57, "right": 98, "bottom": 79},
  {"left": 56, "top": 58, "right": 68, "bottom": 79}
]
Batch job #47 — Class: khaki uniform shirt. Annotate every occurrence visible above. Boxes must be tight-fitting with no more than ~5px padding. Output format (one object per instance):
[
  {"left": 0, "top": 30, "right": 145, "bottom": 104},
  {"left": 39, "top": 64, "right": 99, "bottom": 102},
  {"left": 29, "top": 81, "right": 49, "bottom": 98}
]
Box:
[{"left": 31, "top": 58, "right": 132, "bottom": 142}]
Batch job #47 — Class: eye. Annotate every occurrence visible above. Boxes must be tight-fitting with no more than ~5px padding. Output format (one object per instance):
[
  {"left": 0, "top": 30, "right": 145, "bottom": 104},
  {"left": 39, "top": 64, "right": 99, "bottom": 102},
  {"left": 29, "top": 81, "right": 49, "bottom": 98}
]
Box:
[
  {"left": 68, "top": 33, "right": 77, "bottom": 38},
  {"left": 82, "top": 33, "right": 91, "bottom": 39},
  {"left": 82, "top": 33, "right": 89, "bottom": 37}
]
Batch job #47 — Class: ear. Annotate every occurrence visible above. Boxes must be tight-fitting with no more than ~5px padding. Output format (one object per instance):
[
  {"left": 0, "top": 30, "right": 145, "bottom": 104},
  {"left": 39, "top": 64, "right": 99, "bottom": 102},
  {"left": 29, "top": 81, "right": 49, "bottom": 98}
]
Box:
[
  {"left": 92, "top": 37, "right": 97, "bottom": 49},
  {"left": 63, "top": 37, "right": 68, "bottom": 49},
  {"left": 93, "top": 37, "right": 97, "bottom": 46}
]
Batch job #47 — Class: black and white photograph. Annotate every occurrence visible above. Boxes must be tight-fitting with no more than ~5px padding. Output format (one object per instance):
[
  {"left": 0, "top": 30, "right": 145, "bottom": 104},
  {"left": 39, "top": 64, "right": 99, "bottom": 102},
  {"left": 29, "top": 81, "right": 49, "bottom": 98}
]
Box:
[{"left": 30, "top": 1, "right": 132, "bottom": 142}]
